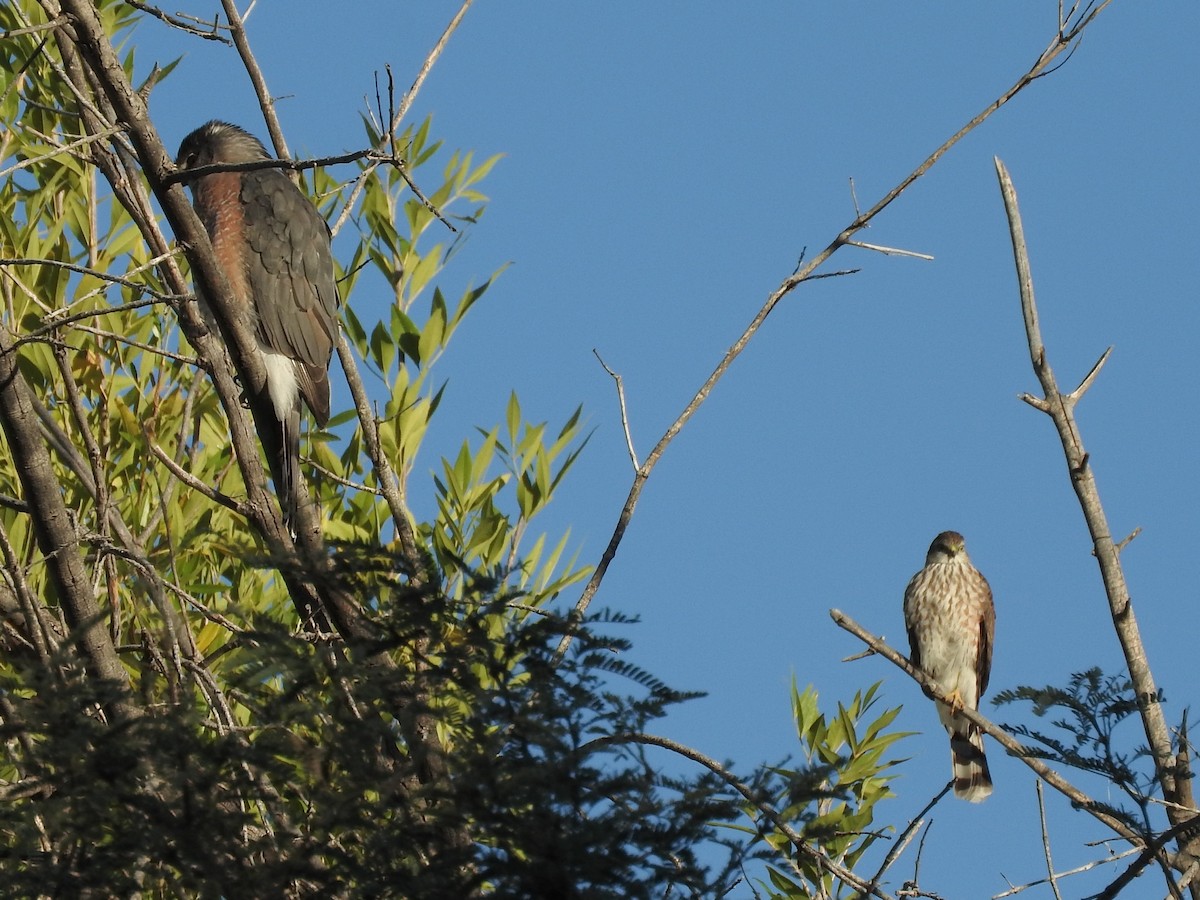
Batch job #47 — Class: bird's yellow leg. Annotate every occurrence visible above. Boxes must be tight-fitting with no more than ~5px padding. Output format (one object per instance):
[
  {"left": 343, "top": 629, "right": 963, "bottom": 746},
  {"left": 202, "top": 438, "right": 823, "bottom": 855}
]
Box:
[{"left": 945, "top": 689, "right": 964, "bottom": 715}]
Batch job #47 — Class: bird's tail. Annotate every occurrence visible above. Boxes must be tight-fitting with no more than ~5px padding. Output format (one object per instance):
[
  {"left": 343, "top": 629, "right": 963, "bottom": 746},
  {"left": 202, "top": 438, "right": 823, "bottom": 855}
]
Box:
[
  {"left": 276, "top": 403, "right": 304, "bottom": 534},
  {"left": 254, "top": 394, "right": 305, "bottom": 536},
  {"left": 949, "top": 723, "right": 992, "bottom": 802}
]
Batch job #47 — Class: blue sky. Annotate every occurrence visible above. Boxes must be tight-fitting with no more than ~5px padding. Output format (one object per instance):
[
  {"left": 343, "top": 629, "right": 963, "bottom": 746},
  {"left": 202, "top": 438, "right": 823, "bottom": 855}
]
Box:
[{"left": 137, "top": 3, "right": 1198, "bottom": 896}]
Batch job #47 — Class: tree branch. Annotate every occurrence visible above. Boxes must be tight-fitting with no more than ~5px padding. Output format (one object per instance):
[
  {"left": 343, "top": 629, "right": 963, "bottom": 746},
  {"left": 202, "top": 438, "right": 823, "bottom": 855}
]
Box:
[
  {"left": 829, "top": 608, "right": 1157, "bottom": 855},
  {"left": 0, "top": 328, "right": 134, "bottom": 721},
  {"left": 582, "top": 730, "right": 896, "bottom": 900},
  {"left": 994, "top": 156, "right": 1200, "bottom": 881},
  {"left": 558, "top": 7, "right": 1118, "bottom": 658}
]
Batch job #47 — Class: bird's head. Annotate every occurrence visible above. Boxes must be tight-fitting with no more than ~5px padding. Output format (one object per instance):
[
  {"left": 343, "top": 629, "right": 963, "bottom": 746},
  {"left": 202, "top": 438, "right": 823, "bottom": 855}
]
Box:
[
  {"left": 925, "top": 530, "right": 968, "bottom": 565},
  {"left": 175, "top": 120, "right": 272, "bottom": 185}
]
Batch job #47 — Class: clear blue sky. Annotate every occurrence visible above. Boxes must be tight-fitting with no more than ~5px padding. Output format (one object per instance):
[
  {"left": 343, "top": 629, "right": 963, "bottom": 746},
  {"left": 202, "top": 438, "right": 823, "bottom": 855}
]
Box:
[{"left": 138, "top": 3, "right": 1198, "bottom": 896}]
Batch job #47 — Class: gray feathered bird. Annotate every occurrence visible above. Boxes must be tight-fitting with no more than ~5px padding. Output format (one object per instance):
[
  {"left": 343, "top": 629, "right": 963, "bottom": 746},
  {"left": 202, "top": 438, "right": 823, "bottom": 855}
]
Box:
[{"left": 176, "top": 120, "right": 338, "bottom": 529}]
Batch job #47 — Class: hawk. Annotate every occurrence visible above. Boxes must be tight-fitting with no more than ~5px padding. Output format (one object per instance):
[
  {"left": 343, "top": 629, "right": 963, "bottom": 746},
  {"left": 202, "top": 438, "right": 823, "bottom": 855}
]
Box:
[
  {"left": 176, "top": 121, "right": 338, "bottom": 530},
  {"left": 903, "top": 530, "right": 995, "bottom": 802}
]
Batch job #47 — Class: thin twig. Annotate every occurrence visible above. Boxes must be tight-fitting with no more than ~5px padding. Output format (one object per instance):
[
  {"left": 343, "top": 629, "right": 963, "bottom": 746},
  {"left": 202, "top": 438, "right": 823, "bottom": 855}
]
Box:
[
  {"left": 844, "top": 240, "right": 934, "bottom": 261},
  {"left": 903, "top": 820, "right": 935, "bottom": 897},
  {"left": 330, "top": 0, "right": 474, "bottom": 237},
  {"left": 867, "top": 782, "right": 952, "bottom": 892},
  {"left": 123, "top": 1, "right": 230, "bottom": 41},
  {"left": 1090, "top": 813, "right": 1200, "bottom": 900},
  {"left": 148, "top": 443, "right": 244, "bottom": 516},
  {"left": 333, "top": 333, "right": 422, "bottom": 571},
  {"left": 0, "top": 14, "right": 68, "bottom": 38},
  {"left": 72, "top": 324, "right": 201, "bottom": 368},
  {"left": 0, "top": 257, "right": 184, "bottom": 304},
  {"left": 1037, "top": 780, "right": 1065, "bottom": 900},
  {"left": 307, "top": 459, "right": 384, "bottom": 496},
  {"left": 990, "top": 846, "right": 1139, "bottom": 898},
  {"left": 1115, "top": 527, "right": 1142, "bottom": 553},
  {"left": 1068, "top": 345, "right": 1113, "bottom": 401},
  {"left": 391, "top": 0, "right": 474, "bottom": 136},
  {"left": 581, "top": 731, "right": 896, "bottom": 900},
  {"left": 556, "top": 8, "right": 1117, "bottom": 661},
  {"left": 593, "top": 349, "right": 639, "bottom": 470},
  {"left": 0, "top": 124, "right": 122, "bottom": 179}
]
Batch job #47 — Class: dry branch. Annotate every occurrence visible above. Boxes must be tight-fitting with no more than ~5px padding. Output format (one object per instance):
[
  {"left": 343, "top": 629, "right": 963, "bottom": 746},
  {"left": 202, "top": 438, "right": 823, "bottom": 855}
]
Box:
[
  {"left": 829, "top": 608, "right": 1154, "bottom": 852},
  {"left": 995, "top": 157, "right": 1200, "bottom": 885},
  {"left": 559, "top": 4, "right": 1118, "bottom": 659}
]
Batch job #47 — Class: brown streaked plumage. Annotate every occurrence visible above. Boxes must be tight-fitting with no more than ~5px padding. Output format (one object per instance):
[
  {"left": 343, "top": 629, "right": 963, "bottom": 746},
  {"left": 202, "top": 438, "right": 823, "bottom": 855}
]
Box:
[
  {"left": 176, "top": 121, "right": 338, "bottom": 529},
  {"left": 903, "top": 530, "right": 996, "bottom": 802}
]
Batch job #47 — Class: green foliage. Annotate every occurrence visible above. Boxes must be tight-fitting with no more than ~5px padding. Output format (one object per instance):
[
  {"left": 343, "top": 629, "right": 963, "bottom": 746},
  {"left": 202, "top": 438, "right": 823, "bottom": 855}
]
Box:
[
  {"left": 0, "top": 0, "right": 587, "bottom": 649},
  {"left": 0, "top": 3, "right": 917, "bottom": 896},
  {"left": 751, "top": 682, "right": 909, "bottom": 899},
  {"left": 994, "top": 667, "right": 1166, "bottom": 831},
  {"left": 0, "top": 586, "right": 752, "bottom": 897},
  {"left": 429, "top": 393, "right": 590, "bottom": 598}
]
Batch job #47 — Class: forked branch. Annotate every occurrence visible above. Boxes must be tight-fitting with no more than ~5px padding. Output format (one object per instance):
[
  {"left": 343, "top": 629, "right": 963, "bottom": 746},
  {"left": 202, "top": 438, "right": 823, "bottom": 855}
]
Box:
[
  {"left": 559, "top": 5, "right": 1118, "bottom": 658},
  {"left": 995, "top": 157, "right": 1200, "bottom": 884}
]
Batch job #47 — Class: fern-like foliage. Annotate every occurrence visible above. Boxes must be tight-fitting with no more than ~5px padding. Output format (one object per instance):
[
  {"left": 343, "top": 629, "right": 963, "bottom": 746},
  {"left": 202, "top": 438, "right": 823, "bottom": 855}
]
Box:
[{"left": 993, "top": 667, "right": 1168, "bottom": 832}]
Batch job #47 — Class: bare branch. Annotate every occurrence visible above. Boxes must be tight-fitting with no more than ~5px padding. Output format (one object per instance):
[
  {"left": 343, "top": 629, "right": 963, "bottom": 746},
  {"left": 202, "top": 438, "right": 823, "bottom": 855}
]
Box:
[
  {"left": 995, "top": 156, "right": 1200, "bottom": 876},
  {"left": 1037, "top": 780, "right": 1065, "bottom": 900},
  {"left": 559, "top": 10, "right": 1117, "bottom": 656},
  {"left": 990, "top": 846, "right": 1140, "bottom": 898},
  {"left": 829, "top": 608, "right": 1156, "bottom": 853},
  {"left": 844, "top": 240, "right": 935, "bottom": 261},
  {"left": 391, "top": 0, "right": 474, "bottom": 136},
  {"left": 593, "top": 349, "right": 639, "bottom": 471},
  {"left": 867, "top": 782, "right": 953, "bottom": 893},
  {"left": 219, "top": 0, "right": 288, "bottom": 161}
]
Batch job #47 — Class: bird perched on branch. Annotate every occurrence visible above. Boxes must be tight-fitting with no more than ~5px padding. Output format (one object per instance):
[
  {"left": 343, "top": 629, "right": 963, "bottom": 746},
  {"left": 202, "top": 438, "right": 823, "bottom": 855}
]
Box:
[
  {"left": 176, "top": 120, "right": 338, "bottom": 530},
  {"left": 903, "top": 530, "right": 996, "bottom": 802}
]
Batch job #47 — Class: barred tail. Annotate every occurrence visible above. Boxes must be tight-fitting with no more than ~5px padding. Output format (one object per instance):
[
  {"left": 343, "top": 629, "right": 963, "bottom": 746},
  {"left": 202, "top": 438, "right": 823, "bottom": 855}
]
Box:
[{"left": 949, "top": 724, "right": 992, "bottom": 802}]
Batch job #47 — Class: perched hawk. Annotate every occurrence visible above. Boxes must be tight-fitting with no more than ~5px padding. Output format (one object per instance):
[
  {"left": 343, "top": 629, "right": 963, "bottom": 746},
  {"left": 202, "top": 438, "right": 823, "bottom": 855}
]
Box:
[
  {"left": 903, "top": 530, "right": 995, "bottom": 802},
  {"left": 176, "top": 121, "right": 338, "bottom": 530}
]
